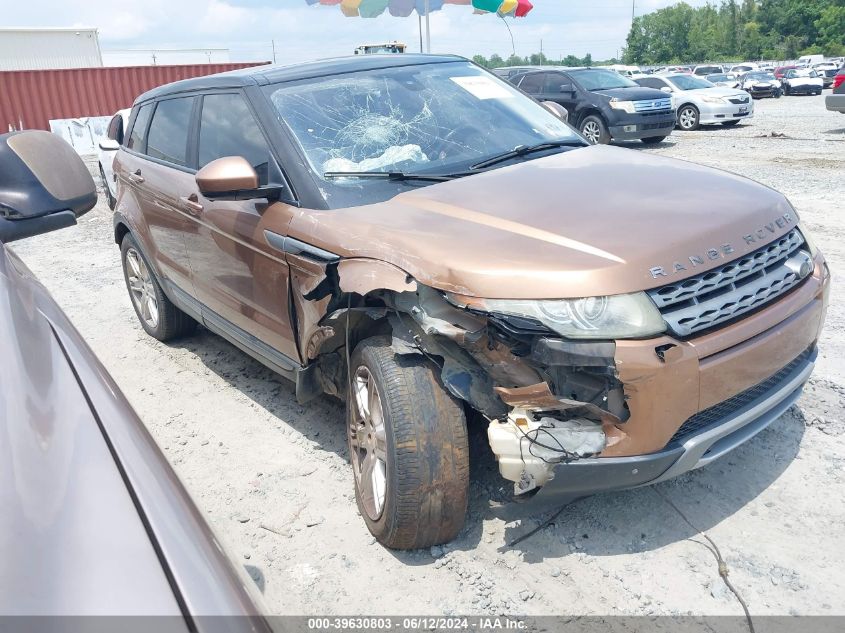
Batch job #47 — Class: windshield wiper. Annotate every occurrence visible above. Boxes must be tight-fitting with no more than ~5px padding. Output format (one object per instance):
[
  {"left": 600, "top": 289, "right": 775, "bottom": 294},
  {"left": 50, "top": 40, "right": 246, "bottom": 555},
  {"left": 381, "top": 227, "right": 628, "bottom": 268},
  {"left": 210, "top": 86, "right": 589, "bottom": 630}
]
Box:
[
  {"left": 470, "top": 140, "right": 584, "bottom": 171},
  {"left": 323, "top": 171, "right": 456, "bottom": 183}
]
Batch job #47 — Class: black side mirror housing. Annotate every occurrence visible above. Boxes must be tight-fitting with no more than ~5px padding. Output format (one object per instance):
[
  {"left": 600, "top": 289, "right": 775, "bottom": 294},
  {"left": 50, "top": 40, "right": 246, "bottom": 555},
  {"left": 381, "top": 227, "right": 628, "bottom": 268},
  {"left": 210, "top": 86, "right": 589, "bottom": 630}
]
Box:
[{"left": 0, "top": 130, "right": 96, "bottom": 243}]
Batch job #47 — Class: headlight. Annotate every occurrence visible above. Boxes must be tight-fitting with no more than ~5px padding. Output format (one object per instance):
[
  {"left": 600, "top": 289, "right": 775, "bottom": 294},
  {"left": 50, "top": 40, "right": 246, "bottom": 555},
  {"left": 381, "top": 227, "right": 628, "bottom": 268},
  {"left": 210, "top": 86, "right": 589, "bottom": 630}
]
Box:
[
  {"left": 702, "top": 95, "right": 726, "bottom": 104},
  {"left": 446, "top": 292, "right": 666, "bottom": 340},
  {"left": 609, "top": 99, "right": 637, "bottom": 113}
]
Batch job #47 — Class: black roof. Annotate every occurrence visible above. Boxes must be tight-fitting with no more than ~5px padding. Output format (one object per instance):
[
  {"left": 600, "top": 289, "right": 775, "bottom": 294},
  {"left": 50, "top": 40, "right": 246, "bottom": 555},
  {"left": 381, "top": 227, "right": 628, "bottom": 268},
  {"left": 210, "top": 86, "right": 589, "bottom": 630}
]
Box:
[{"left": 136, "top": 54, "right": 467, "bottom": 104}]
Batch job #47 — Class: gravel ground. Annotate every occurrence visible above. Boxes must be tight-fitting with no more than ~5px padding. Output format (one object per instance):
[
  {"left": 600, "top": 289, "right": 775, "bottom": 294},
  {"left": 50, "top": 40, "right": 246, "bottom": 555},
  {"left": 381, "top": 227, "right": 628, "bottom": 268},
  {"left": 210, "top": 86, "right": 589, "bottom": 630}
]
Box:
[{"left": 10, "top": 94, "right": 845, "bottom": 619}]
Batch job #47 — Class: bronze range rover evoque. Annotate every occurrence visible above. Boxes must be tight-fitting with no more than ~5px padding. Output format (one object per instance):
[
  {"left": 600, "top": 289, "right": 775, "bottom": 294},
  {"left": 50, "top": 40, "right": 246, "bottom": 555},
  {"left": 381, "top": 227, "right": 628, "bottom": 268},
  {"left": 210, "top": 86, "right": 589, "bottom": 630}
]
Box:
[{"left": 111, "top": 55, "right": 830, "bottom": 549}]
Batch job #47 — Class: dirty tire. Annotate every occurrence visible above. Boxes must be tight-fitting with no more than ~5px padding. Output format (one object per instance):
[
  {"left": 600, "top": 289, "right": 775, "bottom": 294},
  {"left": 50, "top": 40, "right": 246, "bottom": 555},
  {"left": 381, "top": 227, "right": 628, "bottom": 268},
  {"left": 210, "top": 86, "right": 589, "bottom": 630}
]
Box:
[
  {"left": 641, "top": 136, "right": 667, "bottom": 144},
  {"left": 120, "top": 233, "right": 196, "bottom": 342},
  {"left": 579, "top": 114, "right": 611, "bottom": 144},
  {"left": 348, "top": 336, "right": 468, "bottom": 550},
  {"left": 100, "top": 164, "right": 116, "bottom": 210}
]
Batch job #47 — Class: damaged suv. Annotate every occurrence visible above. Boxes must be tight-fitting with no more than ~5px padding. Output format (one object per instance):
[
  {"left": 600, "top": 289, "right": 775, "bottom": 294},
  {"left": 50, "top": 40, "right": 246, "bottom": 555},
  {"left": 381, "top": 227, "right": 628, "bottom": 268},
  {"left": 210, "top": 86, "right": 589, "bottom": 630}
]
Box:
[{"left": 113, "top": 55, "right": 830, "bottom": 549}]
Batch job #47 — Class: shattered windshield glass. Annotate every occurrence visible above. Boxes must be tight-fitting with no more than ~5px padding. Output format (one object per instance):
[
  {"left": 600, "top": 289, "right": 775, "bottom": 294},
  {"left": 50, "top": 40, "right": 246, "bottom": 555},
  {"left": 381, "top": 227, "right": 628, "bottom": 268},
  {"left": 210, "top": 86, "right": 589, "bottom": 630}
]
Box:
[{"left": 265, "top": 61, "right": 579, "bottom": 203}]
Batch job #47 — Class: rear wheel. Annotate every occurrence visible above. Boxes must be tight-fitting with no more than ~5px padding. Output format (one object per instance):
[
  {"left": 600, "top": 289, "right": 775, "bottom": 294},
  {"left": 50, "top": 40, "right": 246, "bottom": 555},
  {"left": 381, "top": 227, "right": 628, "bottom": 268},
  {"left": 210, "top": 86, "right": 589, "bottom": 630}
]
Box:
[
  {"left": 348, "top": 336, "right": 469, "bottom": 549},
  {"left": 120, "top": 234, "right": 196, "bottom": 341},
  {"left": 579, "top": 115, "right": 611, "bottom": 144},
  {"left": 640, "top": 136, "right": 667, "bottom": 145},
  {"left": 99, "top": 164, "right": 116, "bottom": 210},
  {"left": 677, "top": 105, "right": 700, "bottom": 130}
]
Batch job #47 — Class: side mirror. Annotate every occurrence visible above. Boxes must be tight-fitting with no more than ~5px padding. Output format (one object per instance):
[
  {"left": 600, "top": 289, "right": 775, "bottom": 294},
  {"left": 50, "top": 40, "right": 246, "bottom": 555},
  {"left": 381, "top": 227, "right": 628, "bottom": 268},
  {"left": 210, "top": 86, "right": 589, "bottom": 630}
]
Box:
[
  {"left": 541, "top": 101, "right": 569, "bottom": 122},
  {"left": 660, "top": 86, "right": 673, "bottom": 93},
  {"left": 559, "top": 84, "right": 573, "bottom": 94},
  {"left": 196, "top": 156, "right": 279, "bottom": 201},
  {"left": 0, "top": 130, "right": 96, "bottom": 243},
  {"left": 99, "top": 139, "right": 120, "bottom": 151}
]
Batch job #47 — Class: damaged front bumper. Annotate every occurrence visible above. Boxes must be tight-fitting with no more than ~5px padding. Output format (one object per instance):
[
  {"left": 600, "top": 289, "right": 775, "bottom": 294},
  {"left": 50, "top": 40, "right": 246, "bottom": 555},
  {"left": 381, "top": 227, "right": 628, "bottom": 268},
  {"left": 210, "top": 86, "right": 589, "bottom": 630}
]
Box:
[{"left": 510, "top": 345, "right": 816, "bottom": 507}]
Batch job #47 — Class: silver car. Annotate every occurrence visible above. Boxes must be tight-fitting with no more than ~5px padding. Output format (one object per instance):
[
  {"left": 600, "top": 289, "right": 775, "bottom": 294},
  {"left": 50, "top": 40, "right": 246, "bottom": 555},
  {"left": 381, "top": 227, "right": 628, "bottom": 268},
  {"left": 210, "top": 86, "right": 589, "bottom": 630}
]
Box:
[{"left": 636, "top": 73, "right": 754, "bottom": 130}]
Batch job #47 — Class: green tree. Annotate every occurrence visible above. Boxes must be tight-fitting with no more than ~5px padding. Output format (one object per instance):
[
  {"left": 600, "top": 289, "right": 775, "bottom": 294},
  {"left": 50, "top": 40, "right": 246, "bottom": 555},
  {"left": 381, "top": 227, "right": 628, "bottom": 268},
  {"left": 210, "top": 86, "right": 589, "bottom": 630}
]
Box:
[{"left": 472, "top": 54, "right": 489, "bottom": 67}]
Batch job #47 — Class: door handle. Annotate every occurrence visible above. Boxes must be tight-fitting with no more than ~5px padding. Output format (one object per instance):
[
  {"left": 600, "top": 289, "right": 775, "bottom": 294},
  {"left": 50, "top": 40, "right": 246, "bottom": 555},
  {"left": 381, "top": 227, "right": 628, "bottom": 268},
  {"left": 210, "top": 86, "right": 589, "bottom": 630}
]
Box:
[
  {"left": 180, "top": 194, "right": 204, "bottom": 216},
  {"left": 128, "top": 169, "right": 144, "bottom": 184}
]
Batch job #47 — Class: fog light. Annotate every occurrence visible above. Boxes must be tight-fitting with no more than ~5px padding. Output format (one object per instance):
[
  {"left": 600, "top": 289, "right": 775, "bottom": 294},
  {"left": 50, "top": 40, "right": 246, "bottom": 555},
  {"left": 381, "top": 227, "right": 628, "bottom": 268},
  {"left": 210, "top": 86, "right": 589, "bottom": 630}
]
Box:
[
  {"left": 785, "top": 250, "right": 814, "bottom": 279},
  {"left": 623, "top": 125, "right": 636, "bottom": 132}
]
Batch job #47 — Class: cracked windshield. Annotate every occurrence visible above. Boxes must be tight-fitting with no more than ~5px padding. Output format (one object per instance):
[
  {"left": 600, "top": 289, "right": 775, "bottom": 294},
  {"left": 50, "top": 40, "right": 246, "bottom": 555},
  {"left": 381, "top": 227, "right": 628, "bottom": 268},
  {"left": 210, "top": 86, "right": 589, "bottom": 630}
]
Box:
[{"left": 268, "top": 62, "right": 577, "bottom": 185}]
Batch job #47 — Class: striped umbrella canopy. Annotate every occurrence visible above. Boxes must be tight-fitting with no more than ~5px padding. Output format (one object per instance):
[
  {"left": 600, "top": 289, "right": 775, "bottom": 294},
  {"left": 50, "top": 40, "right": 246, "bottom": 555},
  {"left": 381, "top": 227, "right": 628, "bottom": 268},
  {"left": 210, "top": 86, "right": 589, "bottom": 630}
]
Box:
[{"left": 305, "top": 0, "right": 533, "bottom": 19}]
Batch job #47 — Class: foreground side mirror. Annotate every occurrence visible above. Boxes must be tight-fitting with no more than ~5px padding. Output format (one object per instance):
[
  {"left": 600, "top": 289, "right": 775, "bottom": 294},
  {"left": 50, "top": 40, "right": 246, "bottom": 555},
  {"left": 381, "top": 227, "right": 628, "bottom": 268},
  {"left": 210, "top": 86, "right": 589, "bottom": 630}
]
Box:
[
  {"left": 541, "top": 101, "right": 569, "bottom": 122},
  {"left": 0, "top": 130, "right": 96, "bottom": 243},
  {"left": 99, "top": 139, "right": 120, "bottom": 151},
  {"left": 196, "top": 156, "right": 278, "bottom": 201}
]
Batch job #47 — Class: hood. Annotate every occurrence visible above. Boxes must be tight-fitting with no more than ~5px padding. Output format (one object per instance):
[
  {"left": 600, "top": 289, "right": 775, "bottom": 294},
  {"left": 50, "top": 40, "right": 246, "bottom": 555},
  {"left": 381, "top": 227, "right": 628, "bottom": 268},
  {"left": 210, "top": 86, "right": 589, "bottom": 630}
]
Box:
[
  {"left": 590, "top": 86, "right": 669, "bottom": 101},
  {"left": 289, "top": 145, "right": 797, "bottom": 299}
]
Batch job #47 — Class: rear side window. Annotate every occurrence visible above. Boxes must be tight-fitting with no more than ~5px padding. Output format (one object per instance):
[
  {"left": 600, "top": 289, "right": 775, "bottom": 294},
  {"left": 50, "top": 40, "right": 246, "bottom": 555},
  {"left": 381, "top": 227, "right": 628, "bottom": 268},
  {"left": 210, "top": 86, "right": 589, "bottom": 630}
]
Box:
[
  {"left": 146, "top": 97, "right": 195, "bottom": 167},
  {"left": 127, "top": 103, "right": 153, "bottom": 151},
  {"left": 518, "top": 73, "right": 546, "bottom": 93},
  {"left": 198, "top": 93, "right": 271, "bottom": 185}
]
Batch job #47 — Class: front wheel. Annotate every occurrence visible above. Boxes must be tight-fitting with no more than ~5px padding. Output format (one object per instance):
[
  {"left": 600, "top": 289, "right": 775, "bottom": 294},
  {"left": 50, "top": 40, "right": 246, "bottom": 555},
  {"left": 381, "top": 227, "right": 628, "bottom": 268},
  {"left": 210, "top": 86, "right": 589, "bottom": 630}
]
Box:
[
  {"left": 641, "top": 136, "right": 667, "bottom": 145},
  {"left": 579, "top": 115, "right": 611, "bottom": 144},
  {"left": 348, "top": 336, "right": 469, "bottom": 549},
  {"left": 677, "top": 105, "right": 700, "bottom": 130}
]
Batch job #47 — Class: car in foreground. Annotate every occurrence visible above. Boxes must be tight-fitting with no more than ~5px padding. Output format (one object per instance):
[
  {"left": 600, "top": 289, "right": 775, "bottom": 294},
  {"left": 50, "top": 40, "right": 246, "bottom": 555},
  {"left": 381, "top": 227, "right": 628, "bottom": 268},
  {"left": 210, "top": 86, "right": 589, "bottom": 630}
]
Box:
[
  {"left": 706, "top": 72, "right": 740, "bottom": 89},
  {"left": 510, "top": 67, "right": 675, "bottom": 144},
  {"left": 782, "top": 69, "right": 824, "bottom": 95},
  {"left": 635, "top": 73, "right": 753, "bottom": 129},
  {"left": 111, "top": 54, "right": 829, "bottom": 549},
  {"left": 97, "top": 108, "right": 130, "bottom": 209},
  {"left": 739, "top": 71, "right": 782, "bottom": 99},
  {"left": 826, "top": 68, "right": 845, "bottom": 113},
  {"left": 0, "top": 130, "right": 269, "bottom": 625}
]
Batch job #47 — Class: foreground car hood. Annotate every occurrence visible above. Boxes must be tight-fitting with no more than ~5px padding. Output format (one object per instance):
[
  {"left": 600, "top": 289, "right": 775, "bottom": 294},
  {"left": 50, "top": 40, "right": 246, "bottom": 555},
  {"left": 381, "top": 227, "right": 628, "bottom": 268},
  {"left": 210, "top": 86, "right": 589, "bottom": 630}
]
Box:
[{"left": 290, "top": 145, "right": 797, "bottom": 299}]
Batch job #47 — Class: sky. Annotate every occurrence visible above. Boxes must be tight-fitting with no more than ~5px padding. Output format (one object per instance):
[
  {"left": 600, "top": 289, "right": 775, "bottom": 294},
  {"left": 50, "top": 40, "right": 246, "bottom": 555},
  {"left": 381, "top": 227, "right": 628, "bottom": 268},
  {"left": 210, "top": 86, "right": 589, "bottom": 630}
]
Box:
[{"left": 7, "top": 0, "right": 713, "bottom": 65}]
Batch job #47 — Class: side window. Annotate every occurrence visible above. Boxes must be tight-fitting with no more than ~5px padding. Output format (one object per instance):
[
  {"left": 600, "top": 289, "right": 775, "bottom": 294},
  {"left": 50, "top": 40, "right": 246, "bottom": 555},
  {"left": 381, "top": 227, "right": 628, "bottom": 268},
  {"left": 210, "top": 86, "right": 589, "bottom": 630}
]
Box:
[
  {"left": 199, "top": 93, "right": 272, "bottom": 186},
  {"left": 518, "top": 73, "right": 545, "bottom": 94},
  {"left": 146, "top": 97, "right": 195, "bottom": 167},
  {"left": 639, "top": 78, "right": 664, "bottom": 90},
  {"left": 127, "top": 103, "right": 153, "bottom": 151},
  {"left": 545, "top": 73, "right": 571, "bottom": 93}
]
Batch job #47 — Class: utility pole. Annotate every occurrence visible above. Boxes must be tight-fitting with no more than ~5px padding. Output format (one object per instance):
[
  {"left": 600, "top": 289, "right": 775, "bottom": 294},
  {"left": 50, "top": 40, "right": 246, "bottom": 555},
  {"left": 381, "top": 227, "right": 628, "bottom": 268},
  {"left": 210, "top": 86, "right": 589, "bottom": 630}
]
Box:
[
  {"left": 631, "top": 0, "right": 635, "bottom": 26},
  {"left": 425, "top": 0, "right": 431, "bottom": 53},
  {"left": 418, "top": 15, "right": 424, "bottom": 53},
  {"left": 272, "top": 39, "right": 277, "bottom": 64}
]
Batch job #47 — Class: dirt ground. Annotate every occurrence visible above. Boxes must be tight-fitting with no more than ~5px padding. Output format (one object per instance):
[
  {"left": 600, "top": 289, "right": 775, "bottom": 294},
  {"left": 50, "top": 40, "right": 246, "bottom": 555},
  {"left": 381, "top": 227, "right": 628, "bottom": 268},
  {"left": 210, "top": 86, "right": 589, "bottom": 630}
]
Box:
[{"left": 11, "top": 94, "right": 845, "bottom": 620}]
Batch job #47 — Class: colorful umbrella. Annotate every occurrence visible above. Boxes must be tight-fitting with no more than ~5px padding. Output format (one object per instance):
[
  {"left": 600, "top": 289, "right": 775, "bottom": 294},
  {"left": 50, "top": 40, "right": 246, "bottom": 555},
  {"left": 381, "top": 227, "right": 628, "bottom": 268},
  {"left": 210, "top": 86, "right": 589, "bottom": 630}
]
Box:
[{"left": 305, "top": 0, "right": 532, "bottom": 52}]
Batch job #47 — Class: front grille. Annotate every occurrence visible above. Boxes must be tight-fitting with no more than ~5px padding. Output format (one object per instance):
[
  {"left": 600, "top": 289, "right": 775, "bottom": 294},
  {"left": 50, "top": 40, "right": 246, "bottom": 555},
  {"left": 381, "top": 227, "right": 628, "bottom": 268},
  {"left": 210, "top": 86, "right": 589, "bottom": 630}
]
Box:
[
  {"left": 634, "top": 98, "right": 672, "bottom": 113},
  {"left": 648, "top": 229, "right": 809, "bottom": 337},
  {"left": 729, "top": 96, "right": 750, "bottom": 103},
  {"left": 669, "top": 348, "right": 812, "bottom": 445}
]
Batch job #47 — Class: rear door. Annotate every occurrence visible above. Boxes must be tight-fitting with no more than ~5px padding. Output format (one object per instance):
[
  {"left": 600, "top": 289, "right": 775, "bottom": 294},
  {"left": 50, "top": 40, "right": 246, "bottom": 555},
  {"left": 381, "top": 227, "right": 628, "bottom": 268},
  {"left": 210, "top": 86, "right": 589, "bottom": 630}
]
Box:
[
  {"left": 118, "top": 97, "right": 198, "bottom": 297},
  {"left": 181, "top": 91, "right": 300, "bottom": 364}
]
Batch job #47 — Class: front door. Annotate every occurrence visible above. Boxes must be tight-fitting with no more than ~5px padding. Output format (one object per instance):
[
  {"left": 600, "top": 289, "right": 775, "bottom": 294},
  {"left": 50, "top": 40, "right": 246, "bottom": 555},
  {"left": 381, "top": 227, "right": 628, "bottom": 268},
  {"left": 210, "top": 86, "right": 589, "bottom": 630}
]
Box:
[{"left": 181, "top": 92, "right": 300, "bottom": 364}]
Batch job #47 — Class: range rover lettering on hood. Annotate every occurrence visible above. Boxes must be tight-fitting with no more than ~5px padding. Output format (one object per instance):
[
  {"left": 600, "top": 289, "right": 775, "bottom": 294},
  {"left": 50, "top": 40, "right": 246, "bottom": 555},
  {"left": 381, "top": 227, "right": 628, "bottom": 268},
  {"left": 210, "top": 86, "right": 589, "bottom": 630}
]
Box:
[{"left": 649, "top": 212, "right": 794, "bottom": 279}]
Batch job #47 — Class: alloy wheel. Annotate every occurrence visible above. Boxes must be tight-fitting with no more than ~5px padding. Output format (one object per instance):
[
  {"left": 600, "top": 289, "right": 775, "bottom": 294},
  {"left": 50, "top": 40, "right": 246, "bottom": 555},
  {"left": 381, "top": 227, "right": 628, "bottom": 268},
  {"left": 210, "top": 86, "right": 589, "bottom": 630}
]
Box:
[
  {"left": 581, "top": 120, "right": 601, "bottom": 144},
  {"left": 125, "top": 248, "right": 159, "bottom": 329},
  {"left": 350, "top": 366, "right": 388, "bottom": 521},
  {"left": 678, "top": 107, "right": 697, "bottom": 129}
]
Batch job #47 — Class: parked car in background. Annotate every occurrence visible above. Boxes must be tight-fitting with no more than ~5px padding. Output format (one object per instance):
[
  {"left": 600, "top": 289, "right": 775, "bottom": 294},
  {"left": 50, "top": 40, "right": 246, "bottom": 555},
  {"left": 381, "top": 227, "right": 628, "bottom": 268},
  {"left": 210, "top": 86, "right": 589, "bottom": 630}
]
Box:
[
  {"left": 97, "top": 109, "right": 130, "bottom": 210},
  {"left": 797, "top": 54, "right": 824, "bottom": 67},
  {"left": 812, "top": 62, "right": 840, "bottom": 88},
  {"left": 774, "top": 65, "right": 798, "bottom": 79},
  {"left": 0, "top": 130, "right": 270, "bottom": 625},
  {"left": 693, "top": 64, "right": 723, "bottom": 76},
  {"left": 635, "top": 73, "right": 753, "bottom": 130},
  {"left": 740, "top": 71, "right": 782, "bottom": 98},
  {"left": 729, "top": 63, "right": 759, "bottom": 74},
  {"left": 490, "top": 65, "right": 538, "bottom": 80},
  {"left": 706, "top": 72, "right": 740, "bottom": 88},
  {"left": 826, "top": 69, "right": 845, "bottom": 113},
  {"left": 782, "top": 68, "right": 824, "bottom": 95},
  {"left": 511, "top": 67, "right": 675, "bottom": 144}
]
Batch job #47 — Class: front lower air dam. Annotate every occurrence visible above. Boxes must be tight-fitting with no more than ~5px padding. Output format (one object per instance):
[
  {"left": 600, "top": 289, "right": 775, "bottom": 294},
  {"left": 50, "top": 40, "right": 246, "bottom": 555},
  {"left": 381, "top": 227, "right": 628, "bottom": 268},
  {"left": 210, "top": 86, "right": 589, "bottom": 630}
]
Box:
[{"left": 487, "top": 409, "right": 606, "bottom": 495}]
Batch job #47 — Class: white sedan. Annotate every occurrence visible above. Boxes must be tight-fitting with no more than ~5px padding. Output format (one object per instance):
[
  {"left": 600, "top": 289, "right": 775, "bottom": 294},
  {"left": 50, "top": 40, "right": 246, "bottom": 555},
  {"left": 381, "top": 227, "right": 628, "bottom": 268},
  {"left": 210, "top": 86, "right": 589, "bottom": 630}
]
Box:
[
  {"left": 635, "top": 73, "right": 753, "bottom": 130},
  {"left": 782, "top": 69, "right": 824, "bottom": 96},
  {"left": 97, "top": 109, "right": 130, "bottom": 210}
]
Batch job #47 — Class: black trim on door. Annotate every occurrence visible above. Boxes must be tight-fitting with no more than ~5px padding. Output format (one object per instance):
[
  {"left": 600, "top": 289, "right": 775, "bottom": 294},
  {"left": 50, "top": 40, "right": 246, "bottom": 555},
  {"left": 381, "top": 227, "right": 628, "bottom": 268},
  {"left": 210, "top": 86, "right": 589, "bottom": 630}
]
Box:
[{"left": 263, "top": 230, "right": 340, "bottom": 264}]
